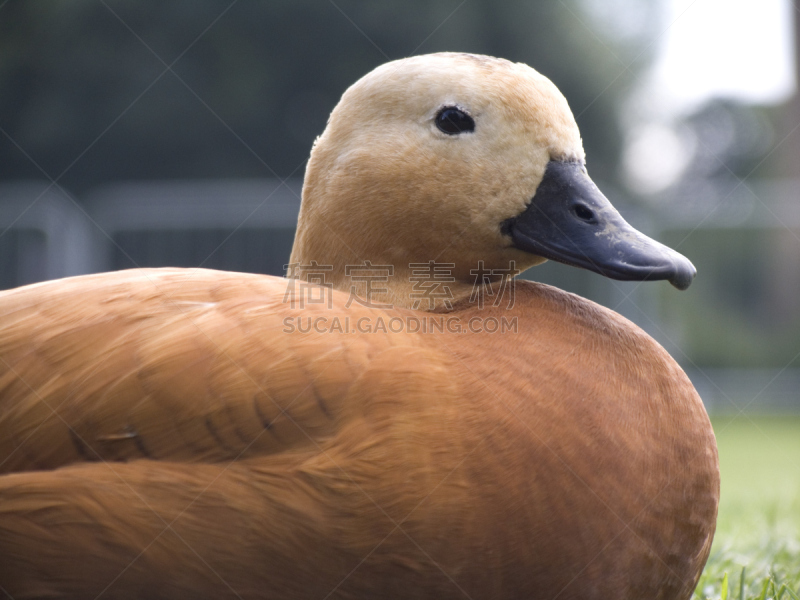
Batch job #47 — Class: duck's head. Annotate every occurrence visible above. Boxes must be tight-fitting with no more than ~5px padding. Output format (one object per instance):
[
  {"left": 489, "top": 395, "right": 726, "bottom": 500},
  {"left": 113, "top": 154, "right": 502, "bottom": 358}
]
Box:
[{"left": 290, "top": 52, "right": 695, "bottom": 310}]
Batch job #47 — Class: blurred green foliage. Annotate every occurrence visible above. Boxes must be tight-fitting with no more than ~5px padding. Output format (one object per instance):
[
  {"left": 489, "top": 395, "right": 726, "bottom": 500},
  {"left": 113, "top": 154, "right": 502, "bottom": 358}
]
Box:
[{"left": 662, "top": 227, "right": 800, "bottom": 368}]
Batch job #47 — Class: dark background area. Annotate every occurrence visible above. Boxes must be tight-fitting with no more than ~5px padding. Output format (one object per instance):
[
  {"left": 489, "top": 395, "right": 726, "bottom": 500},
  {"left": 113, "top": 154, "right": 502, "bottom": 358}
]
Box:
[{"left": 0, "top": 1, "right": 656, "bottom": 193}]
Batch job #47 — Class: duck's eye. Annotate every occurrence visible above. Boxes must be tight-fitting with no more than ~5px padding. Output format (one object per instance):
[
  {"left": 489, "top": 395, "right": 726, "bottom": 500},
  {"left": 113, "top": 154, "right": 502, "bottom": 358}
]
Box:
[{"left": 435, "top": 107, "right": 475, "bottom": 135}]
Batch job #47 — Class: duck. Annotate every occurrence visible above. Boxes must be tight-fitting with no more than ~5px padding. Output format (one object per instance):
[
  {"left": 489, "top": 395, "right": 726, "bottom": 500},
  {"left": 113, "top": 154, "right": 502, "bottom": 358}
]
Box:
[{"left": 0, "top": 53, "right": 718, "bottom": 600}]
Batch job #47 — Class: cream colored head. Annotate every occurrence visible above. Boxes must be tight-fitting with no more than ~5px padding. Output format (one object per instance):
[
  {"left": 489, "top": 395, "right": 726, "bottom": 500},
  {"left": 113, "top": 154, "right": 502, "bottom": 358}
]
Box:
[{"left": 290, "top": 52, "right": 586, "bottom": 309}]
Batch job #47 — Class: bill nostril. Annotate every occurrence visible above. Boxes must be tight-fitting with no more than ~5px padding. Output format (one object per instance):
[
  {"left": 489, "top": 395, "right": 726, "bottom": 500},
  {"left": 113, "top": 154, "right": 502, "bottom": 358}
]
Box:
[{"left": 572, "top": 204, "right": 595, "bottom": 223}]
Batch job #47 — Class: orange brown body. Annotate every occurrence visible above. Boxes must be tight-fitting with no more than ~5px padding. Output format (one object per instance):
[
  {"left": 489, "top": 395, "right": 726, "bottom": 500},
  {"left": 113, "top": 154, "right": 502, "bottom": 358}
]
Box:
[{"left": 0, "top": 268, "right": 718, "bottom": 599}]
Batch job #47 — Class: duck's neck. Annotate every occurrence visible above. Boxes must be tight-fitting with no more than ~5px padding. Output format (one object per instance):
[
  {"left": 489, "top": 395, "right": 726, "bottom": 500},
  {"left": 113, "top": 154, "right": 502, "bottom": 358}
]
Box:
[
  {"left": 291, "top": 211, "right": 519, "bottom": 311},
  {"left": 288, "top": 166, "right": 519, "bottom": 312},
  {"left": 289, "top": 240, "right": 491, "bottom": 312}
]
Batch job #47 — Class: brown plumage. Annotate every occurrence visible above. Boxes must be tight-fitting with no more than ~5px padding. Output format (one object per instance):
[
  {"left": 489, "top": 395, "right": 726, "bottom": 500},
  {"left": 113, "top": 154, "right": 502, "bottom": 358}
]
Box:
[
  {"left": 0, "top": 270, "right": 716, "bottom": 599},
  {"left": 0, "top": 53, "right": 718, "bottom": 599}
]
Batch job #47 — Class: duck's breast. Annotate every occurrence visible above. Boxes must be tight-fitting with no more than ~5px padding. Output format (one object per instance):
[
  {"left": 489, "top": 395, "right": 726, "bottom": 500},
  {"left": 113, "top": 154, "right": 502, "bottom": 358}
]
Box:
[{"left": 419, "top": 280, "right": 719, "bottom": 600}]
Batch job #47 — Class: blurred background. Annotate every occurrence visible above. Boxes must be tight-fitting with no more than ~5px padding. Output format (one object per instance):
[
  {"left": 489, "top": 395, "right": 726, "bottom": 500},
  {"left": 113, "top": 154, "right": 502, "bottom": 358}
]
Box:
[
  {"left": 0, "top": 0, "right": 798, "bottom": 415},
  {"left": 1, "top": 2, "right": 800, "bottom": 592}
]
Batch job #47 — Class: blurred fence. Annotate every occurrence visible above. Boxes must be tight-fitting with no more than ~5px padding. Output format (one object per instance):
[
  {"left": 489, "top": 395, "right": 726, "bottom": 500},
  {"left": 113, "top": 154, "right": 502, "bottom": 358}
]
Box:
[
  {"left": 0, "top": 178, "right": 797, "bottom": 414},
  {"left": 0, "top": 179, "right": 302, "bottom": 286}
]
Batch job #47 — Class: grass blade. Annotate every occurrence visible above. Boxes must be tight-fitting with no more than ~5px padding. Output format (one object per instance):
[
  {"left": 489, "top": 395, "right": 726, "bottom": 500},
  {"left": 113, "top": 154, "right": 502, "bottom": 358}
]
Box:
[
  {"left": 785, "top": 586, "right": 800, "bottom": 600},
  {"left": 757, "top": 578, "right": 769, "bottom": 600},
  {"left": 740, "top": 567, "right": 746, "bottom": 600}
]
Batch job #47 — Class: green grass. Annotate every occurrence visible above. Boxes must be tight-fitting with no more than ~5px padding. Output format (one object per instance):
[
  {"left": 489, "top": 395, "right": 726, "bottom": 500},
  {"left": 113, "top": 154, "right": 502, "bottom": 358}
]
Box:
[{"left": 693, "top": 417, "right": 800, "bottom": 599}]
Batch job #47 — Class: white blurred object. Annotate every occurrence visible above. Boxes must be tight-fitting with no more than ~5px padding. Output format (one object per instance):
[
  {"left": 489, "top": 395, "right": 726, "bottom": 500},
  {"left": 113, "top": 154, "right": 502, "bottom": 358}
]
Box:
[
  {"left": 652, "top": 0, "right": 796, "bottom": 115},
  {"left": 622, "top": 123, "right": 695, "bottom": 194},
  {"left": 618, "top": 0, "right": 795, "bottom": 193}
]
